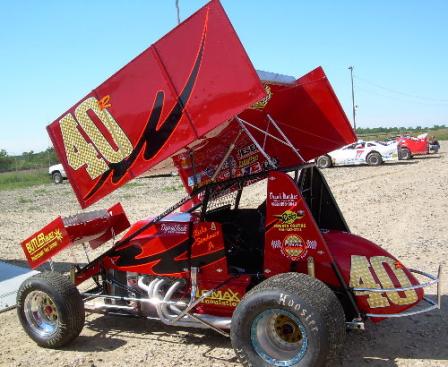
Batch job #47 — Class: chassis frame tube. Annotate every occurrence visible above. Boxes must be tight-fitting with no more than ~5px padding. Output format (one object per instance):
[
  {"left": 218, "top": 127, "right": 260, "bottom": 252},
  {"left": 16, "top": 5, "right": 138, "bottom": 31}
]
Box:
[{"left": 352, "top": 266, "right": 443, "bottom": 318}]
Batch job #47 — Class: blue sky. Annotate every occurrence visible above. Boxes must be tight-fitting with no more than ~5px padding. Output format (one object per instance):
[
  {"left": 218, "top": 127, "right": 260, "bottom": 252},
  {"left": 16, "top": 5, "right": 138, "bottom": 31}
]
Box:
[{"left": 0, "top": 0, "right": 447, "bottom": 154}]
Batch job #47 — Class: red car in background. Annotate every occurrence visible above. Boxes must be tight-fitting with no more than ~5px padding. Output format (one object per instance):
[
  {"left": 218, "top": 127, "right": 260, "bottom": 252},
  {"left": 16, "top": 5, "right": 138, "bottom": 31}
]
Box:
[{"left": 396, "top": 133, "right": 438, "bottom": 159}]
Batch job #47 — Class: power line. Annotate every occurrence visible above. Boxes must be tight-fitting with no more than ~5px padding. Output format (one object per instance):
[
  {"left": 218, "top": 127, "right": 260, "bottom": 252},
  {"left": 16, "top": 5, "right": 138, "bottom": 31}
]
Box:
[
  {"left": 356, "top": 85, "right": 448, "bottom": 106},
  {"left": 354, "top": 74, "right": 448, "bottom": 104}
]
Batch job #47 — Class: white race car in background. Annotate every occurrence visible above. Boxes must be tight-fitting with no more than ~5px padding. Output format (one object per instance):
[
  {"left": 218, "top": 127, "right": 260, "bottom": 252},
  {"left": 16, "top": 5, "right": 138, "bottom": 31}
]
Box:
[{"left": 316, "top": 140, "right": 399, "bottom": 168}]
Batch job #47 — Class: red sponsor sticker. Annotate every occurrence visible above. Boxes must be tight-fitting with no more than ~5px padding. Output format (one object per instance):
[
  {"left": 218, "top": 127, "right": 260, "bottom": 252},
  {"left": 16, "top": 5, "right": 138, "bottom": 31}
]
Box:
[
  {"left": 21, "top": 217, "right": 70, "bottom": 269},
  {"left": 281, "top": 234, "right": 307, "bottom": 261}
]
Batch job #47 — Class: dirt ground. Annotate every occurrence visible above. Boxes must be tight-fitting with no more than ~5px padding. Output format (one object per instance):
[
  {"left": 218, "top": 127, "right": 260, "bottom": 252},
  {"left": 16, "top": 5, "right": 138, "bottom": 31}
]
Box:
[{"left": 0, "top": 143, "right": 446, "bottom": 367}]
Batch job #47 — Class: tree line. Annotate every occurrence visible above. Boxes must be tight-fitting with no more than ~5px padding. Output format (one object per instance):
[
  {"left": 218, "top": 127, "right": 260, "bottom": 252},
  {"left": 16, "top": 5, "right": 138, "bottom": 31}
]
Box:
[
  {"left": 0, "top": 147, "right": 58, "bottom": 173},
  {"left": 356, "top": 124, "right": 446, "bottom": 135}
]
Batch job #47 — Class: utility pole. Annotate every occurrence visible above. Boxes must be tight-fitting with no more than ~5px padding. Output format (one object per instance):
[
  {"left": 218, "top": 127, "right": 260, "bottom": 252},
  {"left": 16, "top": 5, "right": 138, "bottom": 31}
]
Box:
[
  {"left": 348, "top": 66, "right": 356, "bottom": 131},
  {"left": 175, "top": 0, "right": 181, "bottom": 25}
]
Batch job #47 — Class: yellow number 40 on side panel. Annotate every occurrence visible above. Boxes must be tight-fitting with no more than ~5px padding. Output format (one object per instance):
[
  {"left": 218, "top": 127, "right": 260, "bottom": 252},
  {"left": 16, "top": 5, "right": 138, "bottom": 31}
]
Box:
[{"left": 349, "top": 255, "right": 418, "bottom": 308}]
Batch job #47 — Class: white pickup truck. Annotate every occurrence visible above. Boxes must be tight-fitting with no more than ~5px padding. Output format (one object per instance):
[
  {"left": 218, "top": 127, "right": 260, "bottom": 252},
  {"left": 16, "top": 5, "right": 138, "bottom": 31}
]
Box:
[{"left": 48, "top": 163, "right": 67, "bottom": 184}]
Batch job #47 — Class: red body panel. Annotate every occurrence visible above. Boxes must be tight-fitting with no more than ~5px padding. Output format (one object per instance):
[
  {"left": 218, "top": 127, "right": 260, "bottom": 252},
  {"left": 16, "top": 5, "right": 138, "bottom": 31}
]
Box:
[
  {"left": 21, "top": 203, "right": 129, "bottom": 269},
  {"left": 240, "top": 67, "right": 357, "bottom": 163},
  {"left": 83, "top": 212, "right": 253, "bottom": 317},
  {"left": 264, "top": 171, "right": 335, "bottom": 278},
  {"left": 21, "top": 217, "right": 70, "bottom": 269},
  {"left": 97, "top": 213, "right": 226, "bottom": 278},
  {"left": 263, "top": 172, "right": 423, "bottom": 317},
  {"left": 47, "top": 0, "right": 265, "bottom": 208},
  {"left": 397, "top": 136, "right": 429, "bottom": 155},
  {"left": 173, "top": 67, "right": 356, "bottom": 195},
  {"left": 74, "top": 172, "right": 423, "bottom": 319},
  {"left": 324, "top": 231, "right": 424, "bottom": 318}
]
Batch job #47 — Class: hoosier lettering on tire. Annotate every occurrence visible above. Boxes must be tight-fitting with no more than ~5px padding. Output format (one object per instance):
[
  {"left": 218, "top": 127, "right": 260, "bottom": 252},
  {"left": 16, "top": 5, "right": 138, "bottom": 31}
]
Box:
[
  {"left": 230, "top": 273, "right": 345, "bottom": 367},
  {"left": 16, "top": 272, "right": 85, "bottom": 348}
]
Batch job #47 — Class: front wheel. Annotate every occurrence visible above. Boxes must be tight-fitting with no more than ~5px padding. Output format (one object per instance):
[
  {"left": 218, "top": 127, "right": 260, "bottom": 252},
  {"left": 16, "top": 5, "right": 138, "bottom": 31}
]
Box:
[
  {"left": 16, "top": 272, "right": 85, "bottom": 348},
  {"left": 52, "top": 171, "right": 63, "bottom": 184},
  {"left": 399, "top": 148, "right": 411, "bottom": 160},
  {"left": 231, "top": 273, "right": 345, "bottom": 367}
]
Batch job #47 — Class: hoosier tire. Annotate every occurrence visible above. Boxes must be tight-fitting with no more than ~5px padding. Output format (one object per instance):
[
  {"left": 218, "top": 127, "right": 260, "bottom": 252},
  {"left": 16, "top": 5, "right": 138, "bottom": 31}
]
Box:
[
  {"left": 16, "top": 272, "right": 85, "bottom": 348},
  {"left": 230, "top": 273, "right": 345, "bottom": 367}
]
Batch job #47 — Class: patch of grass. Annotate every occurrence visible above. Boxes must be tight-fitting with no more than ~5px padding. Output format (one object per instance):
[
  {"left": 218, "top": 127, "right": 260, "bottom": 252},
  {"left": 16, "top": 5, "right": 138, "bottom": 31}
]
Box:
[
  {"left": 120, "top": 193, "right": 135, "bottom": 200},
  {"left": 34, "top": 187, "right": 49, "bottom": 195},
  {"left": 0, "top": 169, "right": 50, "bottom": 191},
  {"left": 125, "top": 181, "right": 144, "bottom": 188},
  {"left": 18, "top": 196, "right": 33, "bottom": 204},
  {"left": 162, "top": 183, "right": 183, "bottom": 193}
]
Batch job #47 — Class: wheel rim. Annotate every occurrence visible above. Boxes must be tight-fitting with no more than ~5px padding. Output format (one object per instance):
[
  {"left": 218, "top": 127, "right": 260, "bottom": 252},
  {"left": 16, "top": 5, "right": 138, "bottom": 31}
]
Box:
[
  {"left": 318, "top": 157, "right": 329, "bottom": 168},
  {"left": 24, "top": 291, "right": 59, "bottom": 337},
  {"left": 369, "top": 155, "right": 379, "bottom": 165},
  {"left": 251, "top": 309, "right": 308, "bottom": 366}
]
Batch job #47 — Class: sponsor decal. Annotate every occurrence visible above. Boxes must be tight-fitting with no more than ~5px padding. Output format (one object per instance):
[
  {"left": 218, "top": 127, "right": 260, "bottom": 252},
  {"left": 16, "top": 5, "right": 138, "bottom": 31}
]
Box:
[
  {"left": 306, "top": 240, "right": 318, "bottom": 250},
  {"left": 271, "top": 239, "right": 282, "bottom": 249},
  {"left": 274, "top": 209, "right": 304, "bottom": 224},
  {"left": 193, "top": 223, "right": 220, "bottom": 248},
  {"left": 281, "top": 234, "right": 307, "bottom": 261},
  {"left": 21, "top": 217, "right": 70, "bottom": 269},
  {"left": 24, "top": 229, "right": 64, "bottom": 262},
  {"left": 160, "top": 223, "right": 189, "bottom": 235},
  {"left": 269, "top": 192, "right": 299, "bottom": 207},
  {"left": 237, "top": 143, "right": 257, "bottom": 159},
  {"left": 273, "top": 209, "right": 307, "bottom": 232},
  {"left": 197, "top": 288, "right": 240, "bottom": 307},
  {"left": 250, "top": 84, "right": 272, "bottom": 110},
  {"left": 238, "top": 153, "right": 259, "bottom": 168}
]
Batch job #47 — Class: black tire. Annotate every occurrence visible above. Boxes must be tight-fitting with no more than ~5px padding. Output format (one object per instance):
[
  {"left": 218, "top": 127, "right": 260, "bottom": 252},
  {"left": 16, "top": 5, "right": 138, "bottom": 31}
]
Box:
[
  {"left": 316, "top": 155, "right": 332, "bottom": 169},
  {"left": 366, "top": 152, "right": 382, "bottom": 166},
  {"left": 16, "top": 272, "right": 85, "bottom": 348},
  {"left": 52, "top": 171, "right": 63, "bottom": 184},
  {"left": 231, "top": 273, "right": 345, "bottom": 367},
  {"left": 399, "top": 148, "right": 411, "bottom": 160}
]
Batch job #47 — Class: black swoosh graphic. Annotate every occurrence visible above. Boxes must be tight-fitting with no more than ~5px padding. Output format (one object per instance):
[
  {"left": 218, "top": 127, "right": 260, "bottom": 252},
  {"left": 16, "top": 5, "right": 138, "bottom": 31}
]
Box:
[
  {"left": 108, "top": 240, "right": 225, "bottom": 275},
  {"left": 84, "top": 27, "right": 207, "bottom": 201}
]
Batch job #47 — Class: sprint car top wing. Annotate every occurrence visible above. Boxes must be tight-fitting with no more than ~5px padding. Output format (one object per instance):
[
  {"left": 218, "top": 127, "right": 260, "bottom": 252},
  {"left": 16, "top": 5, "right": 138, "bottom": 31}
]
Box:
[{"left": 47, "top": 0, "right": 265, "bottom": 208}]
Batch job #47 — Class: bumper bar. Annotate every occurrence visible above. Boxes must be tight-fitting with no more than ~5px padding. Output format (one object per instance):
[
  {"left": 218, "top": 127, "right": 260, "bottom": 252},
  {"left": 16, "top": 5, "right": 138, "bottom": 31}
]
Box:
[{"left": 352, "top": 265, "right": 443, "bottom": 318}]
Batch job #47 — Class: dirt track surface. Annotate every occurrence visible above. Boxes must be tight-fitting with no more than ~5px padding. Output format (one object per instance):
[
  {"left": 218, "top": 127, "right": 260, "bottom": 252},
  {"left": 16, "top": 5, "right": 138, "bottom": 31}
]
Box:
[{"left": 0, "top": 143, "right": 447, "bottom": 367}]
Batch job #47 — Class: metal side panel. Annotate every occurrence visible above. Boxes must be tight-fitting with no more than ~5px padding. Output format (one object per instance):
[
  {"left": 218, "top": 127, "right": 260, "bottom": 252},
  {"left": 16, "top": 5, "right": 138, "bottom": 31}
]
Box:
[{"left": 0, "top": 261, "right": 39, "bottom": 312}]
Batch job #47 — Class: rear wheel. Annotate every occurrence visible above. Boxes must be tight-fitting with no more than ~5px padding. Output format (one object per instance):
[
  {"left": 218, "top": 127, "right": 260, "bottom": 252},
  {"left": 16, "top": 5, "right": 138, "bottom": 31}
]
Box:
[
  {"left": 399, "top": 147, "right": 411, "bottom": 160},
  {"left": 52, "top": 171, "right": 63, "bottom": 184},
  {"left": 316, "top": 155, "right": 332, "bottom": 169},
  {"left": 231, "top": 273, "right": 345, "bottom": 367},
  {"left": 16, "top": 272, "right": 84, "bottom": 348},
  {"left": 366, "top": 152, "right": 382, "bottom": 166}
]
